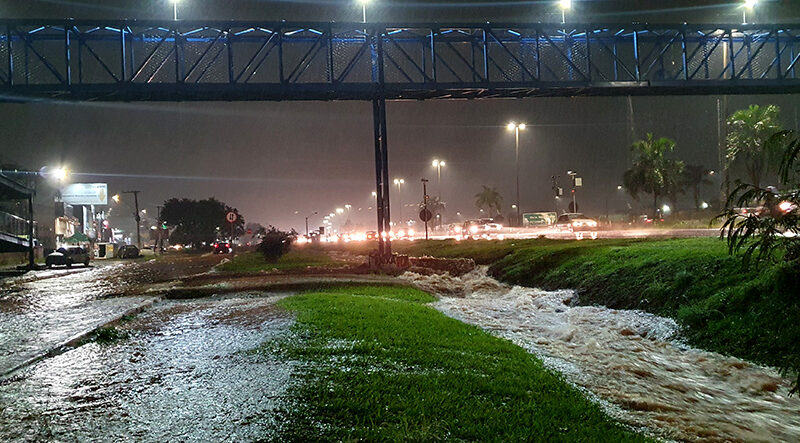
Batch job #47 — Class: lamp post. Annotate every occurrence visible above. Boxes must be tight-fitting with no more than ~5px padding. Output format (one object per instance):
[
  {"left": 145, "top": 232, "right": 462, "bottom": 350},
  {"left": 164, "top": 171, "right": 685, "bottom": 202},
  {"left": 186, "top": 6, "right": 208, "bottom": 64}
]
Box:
[
  {"left": 170, "top": 0, "right": 179, "bottom": 20},
  {"left": 743, "top": 0, "right": 757, "bottom": 23},
  {"left": 558, "top": 0, "right": 572, "bottom": 24},
  {"left": 305, "top": 211, "right": 318, "bottom": 236},
  {"left": 358, "top": 0, "right": 370, "bottom": 23},
  {"left": 394, "top": 178, "right": 405, "bottom": 225},
  {"left": 506, "top": 122, "right": 526, "bottom": 227},
  {"left": 431, "top": 159, "right": 445, "bottom": 199}
]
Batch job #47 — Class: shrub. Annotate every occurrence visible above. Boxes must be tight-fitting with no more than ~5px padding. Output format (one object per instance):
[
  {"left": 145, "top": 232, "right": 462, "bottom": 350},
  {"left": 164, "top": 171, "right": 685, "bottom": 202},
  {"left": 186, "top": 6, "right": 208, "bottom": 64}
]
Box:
[{"left": 258, "top": 227, "right": 295, "bottom": 262}]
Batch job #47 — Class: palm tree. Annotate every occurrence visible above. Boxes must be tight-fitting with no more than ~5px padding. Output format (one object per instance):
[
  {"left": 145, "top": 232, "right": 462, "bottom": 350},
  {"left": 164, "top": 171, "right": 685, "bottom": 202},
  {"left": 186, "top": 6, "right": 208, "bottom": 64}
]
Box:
[
  {"left": 622, "top": 133, "right": 682, "bottom": 216},
  {"left": 474, "top": 185, "right": 503, "bottom": 216},
  {"left": 726, "top": 104, "right": 783, "bottom": 189},
  {"left": 682, "top": 164, "right": 713, "bottom": 210}
]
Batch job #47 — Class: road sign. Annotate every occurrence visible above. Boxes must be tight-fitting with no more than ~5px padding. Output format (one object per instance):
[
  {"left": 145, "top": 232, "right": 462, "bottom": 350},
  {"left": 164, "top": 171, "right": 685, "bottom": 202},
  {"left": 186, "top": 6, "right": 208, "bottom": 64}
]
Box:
[
  {"left": 522, "top": 212, "right": 557, "bottom": 227},
  {"left": 226, "top": 212, "right": 238, "bottom": 223},
  {"left": 419, "top": 209, "right": 433, "bottom": 222}
]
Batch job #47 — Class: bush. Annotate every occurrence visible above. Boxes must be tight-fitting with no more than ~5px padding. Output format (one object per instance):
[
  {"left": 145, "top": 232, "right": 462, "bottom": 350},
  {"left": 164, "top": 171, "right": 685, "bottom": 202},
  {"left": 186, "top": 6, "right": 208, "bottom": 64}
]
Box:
[{"left": 257, "top": 227, "right": 295, "bottom": 262}]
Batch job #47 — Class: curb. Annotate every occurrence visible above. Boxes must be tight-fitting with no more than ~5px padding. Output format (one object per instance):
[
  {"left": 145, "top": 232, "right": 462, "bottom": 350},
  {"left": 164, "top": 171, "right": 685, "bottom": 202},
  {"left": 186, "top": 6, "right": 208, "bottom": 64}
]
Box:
[{"left": 0, "top": 296, "right": 162, "bottom": 382}]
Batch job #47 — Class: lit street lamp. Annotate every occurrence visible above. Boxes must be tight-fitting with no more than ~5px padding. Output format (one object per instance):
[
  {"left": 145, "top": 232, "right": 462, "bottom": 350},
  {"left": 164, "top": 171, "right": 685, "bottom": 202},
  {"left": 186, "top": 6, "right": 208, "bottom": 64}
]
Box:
[
  {"left": 170, "top": 0, "right": 180, "bottom": 20},
  {"left": 742, "top": 0, "right": 757, "bottom": 23},
  {"left": 506, "top": 122, "right": 526, "bottom": 227},
  {"left": 431, "top": 159, "right": 445, "bottom": 199},
  {"left": 394, "top": 178, "right": 405, "bottom": 224},
  {"left": 358, "top": 0, "right": 370, "bottom": 23},
  {"left": 558, "top": 0, "right": 572, "bottom": 24}
]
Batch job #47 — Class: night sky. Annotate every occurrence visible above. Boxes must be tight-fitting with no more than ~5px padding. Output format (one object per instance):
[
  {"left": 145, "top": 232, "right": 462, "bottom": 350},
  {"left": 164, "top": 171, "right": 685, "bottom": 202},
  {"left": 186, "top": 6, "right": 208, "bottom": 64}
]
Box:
[{"left": 2, "top": 1, "right": 800, "bottom": 233}]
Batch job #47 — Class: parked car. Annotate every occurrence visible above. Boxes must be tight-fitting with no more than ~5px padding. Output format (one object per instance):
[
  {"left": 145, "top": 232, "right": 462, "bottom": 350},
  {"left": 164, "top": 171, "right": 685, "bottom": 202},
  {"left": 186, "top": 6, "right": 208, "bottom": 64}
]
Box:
[
  {"left": 213, "top": 241, "right": 233, "bottom": 254},
  {"left": 46, "top": 247, "right": 90, "bottom": 268},
  {"left": 115, "top": 245, "right": 140, "bottom": 259}
]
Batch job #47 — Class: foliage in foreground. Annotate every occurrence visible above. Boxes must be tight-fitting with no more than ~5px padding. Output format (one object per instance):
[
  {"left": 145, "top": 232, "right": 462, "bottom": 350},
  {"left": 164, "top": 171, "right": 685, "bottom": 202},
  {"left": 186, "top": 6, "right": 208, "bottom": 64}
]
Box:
[{"left": 272, "top": 286, "right": 644, "bottom": 442}]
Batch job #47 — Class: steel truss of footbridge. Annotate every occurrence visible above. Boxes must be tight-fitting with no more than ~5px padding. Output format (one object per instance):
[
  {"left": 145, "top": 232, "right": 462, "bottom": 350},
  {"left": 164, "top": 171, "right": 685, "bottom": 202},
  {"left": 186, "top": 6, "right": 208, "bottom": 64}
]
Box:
[{"left": 3, "top": 19, "right": 800, "bottom": 256}]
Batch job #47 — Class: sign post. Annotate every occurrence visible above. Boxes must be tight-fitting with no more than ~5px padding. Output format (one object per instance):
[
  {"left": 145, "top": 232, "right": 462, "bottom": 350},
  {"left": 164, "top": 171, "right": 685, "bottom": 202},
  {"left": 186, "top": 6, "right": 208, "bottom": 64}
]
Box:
[
  {"left": 226, "top": 211, "right": 238, "bottom": 242},
  {"left": 420, "top": 179, "right": 431, "bottom": 240}
]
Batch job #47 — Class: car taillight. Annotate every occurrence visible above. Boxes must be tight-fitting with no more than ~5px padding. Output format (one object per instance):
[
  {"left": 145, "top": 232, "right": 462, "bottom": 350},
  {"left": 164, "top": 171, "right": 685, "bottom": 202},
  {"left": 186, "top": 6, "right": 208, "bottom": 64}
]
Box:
[
  {"left": 225, "top": 243, "right": 230, "bottom": 248},
  {"left": 213, "top": 243, "right": 218, "bottom": 247}
]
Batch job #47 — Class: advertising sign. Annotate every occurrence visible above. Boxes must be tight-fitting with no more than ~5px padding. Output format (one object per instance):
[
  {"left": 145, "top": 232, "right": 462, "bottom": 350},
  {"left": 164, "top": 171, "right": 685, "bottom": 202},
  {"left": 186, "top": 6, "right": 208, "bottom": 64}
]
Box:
[
  {"left": 61, "top": 183, "right": 108, "bottom": 205},
  {"left": 522, "top": 212, "right": 557, "bottom": 227}
]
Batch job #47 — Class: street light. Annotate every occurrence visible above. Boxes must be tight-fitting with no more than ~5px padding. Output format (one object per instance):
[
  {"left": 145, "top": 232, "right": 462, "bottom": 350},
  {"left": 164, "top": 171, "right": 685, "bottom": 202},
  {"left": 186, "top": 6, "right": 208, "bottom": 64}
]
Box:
[
  {"left": 558, "top": 0, "right": 572, "bottom": 24},
  {"left": 742, "top": 0, "right": 757, "bottom": 23},
  {"left": 394, "top": 178, "right": 405, "bottom": 224},
  {"left": 170, "top": 0, "right": 180, "bottom": 20},
  {"left": 357, "top": 0, "right": 370, "bottom": 23},
  {"left": 431, "top": 159, "right": 445, "bottom": 199},
  {"left": 506, "top": 122, "right": 526, "bottom": 227}
]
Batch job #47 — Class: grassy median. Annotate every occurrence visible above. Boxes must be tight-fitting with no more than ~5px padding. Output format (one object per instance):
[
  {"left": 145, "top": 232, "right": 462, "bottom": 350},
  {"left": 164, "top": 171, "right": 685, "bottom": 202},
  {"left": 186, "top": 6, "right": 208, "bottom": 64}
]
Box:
[
  {"left": 271, "top": 285, "right": 645, "bottom": 441},
  {"left": 216, "top": 247, "right": 343, "bottom": 273}
]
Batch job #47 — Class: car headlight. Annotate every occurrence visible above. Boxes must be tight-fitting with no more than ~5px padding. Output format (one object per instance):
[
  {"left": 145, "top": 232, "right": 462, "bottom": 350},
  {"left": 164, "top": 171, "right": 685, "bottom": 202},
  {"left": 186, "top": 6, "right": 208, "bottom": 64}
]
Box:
[{"left": 470, "top": 226, "right": 479, "bottom": 233}]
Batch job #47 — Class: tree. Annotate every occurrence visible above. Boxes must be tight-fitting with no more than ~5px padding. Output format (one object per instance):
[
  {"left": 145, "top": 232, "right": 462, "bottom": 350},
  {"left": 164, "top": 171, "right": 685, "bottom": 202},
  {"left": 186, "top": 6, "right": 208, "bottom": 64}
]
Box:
[
  {"left": 719, "top": 131, "right": 800, "bottom": 393},
  {"left": 682, "top": 164, "right": 713, "bottom": 210},
  {"left": 474, "top": 186, "right": 503, "bottom": 216},
  {"left": 245, "top": 222, "right": 267, "bottom": 237},
  {"left": 160, "top": 197, "right": 245, "bottom": 248},
  {"left": 258, "top": 226, "right": 295, "bottom": 262},
  {"left": 623, "top": 134, "right": 683, "bottom": 215},
  {"left": 726, "top": 104, "right": 783, "bottom": 189}
]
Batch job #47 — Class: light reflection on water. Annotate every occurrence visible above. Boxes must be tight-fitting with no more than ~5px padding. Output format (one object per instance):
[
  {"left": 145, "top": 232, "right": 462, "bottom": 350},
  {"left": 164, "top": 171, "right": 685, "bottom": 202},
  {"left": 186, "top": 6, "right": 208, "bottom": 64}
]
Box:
[
  {"left": 403, "top": 268, "right": 800, "bottom": 442},
  {"left": 0, "top": 293, "right": 294, "bottom": 442}
]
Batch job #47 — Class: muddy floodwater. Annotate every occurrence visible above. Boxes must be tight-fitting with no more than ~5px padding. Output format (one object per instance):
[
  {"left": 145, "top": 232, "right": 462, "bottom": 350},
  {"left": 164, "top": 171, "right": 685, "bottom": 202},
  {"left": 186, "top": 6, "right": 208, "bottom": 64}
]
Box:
[
  {"left": 403, "top": 268, "right": 800, "bottom": 442},
  {"left": 0, "top": 293, "right": 294, "bottom": 441}
]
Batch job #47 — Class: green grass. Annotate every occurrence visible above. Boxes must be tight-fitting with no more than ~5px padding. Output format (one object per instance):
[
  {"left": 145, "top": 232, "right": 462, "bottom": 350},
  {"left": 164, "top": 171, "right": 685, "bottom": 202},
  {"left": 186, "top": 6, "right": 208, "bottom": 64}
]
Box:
[
  {"left": 216, "top": 247, "right": 342, "bottom": 273},
  {"left": 271, "top": 285, "right": 646, "bottom": 441}
]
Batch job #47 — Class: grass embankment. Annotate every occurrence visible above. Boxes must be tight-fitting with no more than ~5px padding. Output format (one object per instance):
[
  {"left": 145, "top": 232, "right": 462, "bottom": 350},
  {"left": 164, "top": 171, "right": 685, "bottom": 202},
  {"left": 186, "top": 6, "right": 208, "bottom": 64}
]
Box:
[
  {"left": 272, "top": 285, "right": 645, "bottom": 441},
  {"left": 216, "top": 247, "right": 343, "bottom": 273},
  {"left": 361, "top": 237, "right": 799, "bottom": 376}
]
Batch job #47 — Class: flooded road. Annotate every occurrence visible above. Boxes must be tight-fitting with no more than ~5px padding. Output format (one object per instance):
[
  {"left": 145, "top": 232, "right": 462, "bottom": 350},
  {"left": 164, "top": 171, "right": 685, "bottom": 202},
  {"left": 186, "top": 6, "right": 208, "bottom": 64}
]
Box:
[
  {"left": 403, "top": 269, "right": 800, "bottom": 442},
  {"left": 0, "top": 292, "right": 294, "bottom": 441},
  {"left": 0, "top": 255, "right": 222, "bottom": 375}
]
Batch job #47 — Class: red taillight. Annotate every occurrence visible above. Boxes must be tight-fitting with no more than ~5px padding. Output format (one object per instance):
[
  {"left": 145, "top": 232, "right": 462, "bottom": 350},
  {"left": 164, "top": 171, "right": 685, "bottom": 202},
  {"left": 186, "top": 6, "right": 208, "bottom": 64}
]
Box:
[
  {"left": 213, "top": 243, "right": 218, "bottom": 247},
  {"left": 225, "top": 243, "right": 230, "bottom": 248}
]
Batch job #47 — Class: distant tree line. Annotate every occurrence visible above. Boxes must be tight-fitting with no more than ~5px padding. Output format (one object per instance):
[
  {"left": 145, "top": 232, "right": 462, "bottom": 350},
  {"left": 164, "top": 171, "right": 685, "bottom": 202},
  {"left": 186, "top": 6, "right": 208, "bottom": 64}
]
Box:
[{"left": 160, "top": 197, "right": 244, "bottom": 248}]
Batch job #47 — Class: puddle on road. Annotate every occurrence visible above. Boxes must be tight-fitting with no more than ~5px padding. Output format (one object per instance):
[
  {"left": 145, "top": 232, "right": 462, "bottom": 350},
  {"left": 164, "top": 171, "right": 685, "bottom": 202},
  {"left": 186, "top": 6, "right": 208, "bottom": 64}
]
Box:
[
  {"left": 0, "top": 292, "right": 295, "bottom": 442},
  {"left": 403, "top": 268, "right": 800, "bottom": 442}
]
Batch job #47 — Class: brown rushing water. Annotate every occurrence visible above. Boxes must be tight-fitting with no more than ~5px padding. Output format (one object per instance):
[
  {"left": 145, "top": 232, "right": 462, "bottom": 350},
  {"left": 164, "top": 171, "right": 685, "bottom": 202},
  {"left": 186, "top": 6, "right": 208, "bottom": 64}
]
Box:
[{"left": 403, "top": 268, "right": 800, "bottom": 442}]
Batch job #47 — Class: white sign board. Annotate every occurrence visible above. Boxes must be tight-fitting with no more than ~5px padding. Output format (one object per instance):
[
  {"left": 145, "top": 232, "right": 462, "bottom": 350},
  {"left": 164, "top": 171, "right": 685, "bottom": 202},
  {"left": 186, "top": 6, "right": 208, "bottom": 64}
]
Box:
[{"left": 61, "top": 183, "right": 108, "bottom": 205}]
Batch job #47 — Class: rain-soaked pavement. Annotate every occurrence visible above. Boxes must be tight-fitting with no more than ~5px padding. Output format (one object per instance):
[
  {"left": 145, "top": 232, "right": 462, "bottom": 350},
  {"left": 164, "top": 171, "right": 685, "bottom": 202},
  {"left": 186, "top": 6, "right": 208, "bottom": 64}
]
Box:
[
  {"left": 403, "top": 268, "right": 800, "bottom": 442},
  {"left": 0, "top": 255, "right": 222, "bottom": 375},
  {"left": 0, "top": 292, "right": 294, "bottom": 441}
]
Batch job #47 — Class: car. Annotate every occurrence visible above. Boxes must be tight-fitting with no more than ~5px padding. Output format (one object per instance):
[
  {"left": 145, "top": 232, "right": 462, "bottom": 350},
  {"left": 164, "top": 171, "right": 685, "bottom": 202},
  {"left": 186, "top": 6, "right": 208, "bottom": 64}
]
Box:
[
  {"left": 115, "top": 244, "right": 140, "bottom": 259},
  {"left": 213, "top": 241, "right": 233, "bottom": 254},
  {"left": 555, "top": 213, "right": 599, "bottom": 239},
  {"left": 365, "top": 230, "right": 378, "bottom": 241},
  {"left": 461, "top": 219, "right": 504, "bottom": 240},
  {"left": 46, "top": 247, "right": 90, "bottom": 268}
]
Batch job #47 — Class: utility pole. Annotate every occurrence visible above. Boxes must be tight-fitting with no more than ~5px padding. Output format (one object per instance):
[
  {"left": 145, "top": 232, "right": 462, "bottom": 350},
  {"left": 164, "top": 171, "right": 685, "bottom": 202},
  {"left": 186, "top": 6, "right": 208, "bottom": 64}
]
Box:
[
  {"left": 123, "top": 190, "right": 141, "bottom": 249},
  {"left": 422, "top": 178, "right": 429, "bottom": 240}
]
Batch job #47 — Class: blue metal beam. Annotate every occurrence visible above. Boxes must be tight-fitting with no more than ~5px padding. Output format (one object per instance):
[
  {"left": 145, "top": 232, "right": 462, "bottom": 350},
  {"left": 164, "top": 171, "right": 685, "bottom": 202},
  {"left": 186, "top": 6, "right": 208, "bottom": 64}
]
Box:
[{"left": 1, "top": 20, "right": 800, "bottom": 101}]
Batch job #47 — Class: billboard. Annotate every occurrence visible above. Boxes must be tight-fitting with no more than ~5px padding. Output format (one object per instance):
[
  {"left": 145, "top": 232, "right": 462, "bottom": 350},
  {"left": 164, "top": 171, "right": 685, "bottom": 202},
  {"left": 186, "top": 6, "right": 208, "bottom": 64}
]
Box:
[
  {"left": 61, "top": 183, "right": 108, "bottom": 205},
  {"left": 522, "top": 212, "right": 557, "bottom": 227}
]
